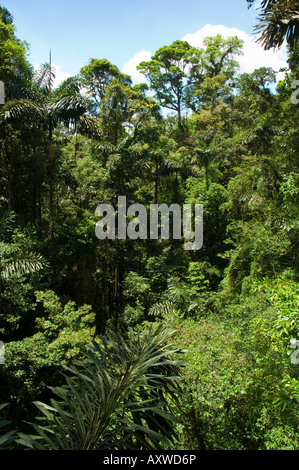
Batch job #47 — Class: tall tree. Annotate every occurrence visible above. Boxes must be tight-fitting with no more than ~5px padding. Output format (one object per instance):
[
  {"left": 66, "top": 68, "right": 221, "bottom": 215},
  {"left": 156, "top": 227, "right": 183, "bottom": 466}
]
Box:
[
  {"left": 185, "top": 35, "right": 243, "bottom": 112},
  {"left": 202, "top": 35, "right": 243, "bottom": 78},
  {"left": 138, "top": 40, "right": 202, "bottom": 131},
  {"left": 99, "top": 79, "right": 160, "bottom": 144},
  {"left": 80, "top": 58, "right": 131, "bottom": 114}
]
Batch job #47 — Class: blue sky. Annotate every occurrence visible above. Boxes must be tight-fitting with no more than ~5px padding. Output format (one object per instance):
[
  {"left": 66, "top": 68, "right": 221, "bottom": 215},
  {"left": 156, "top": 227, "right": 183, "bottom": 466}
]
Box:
[{"left": 3, "top": 0, "right": 288, "bottom": 86}]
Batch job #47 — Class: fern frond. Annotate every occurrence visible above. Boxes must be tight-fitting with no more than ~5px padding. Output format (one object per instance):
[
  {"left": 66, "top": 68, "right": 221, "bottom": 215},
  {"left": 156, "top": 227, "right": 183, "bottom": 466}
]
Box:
[
  {"left": 149, "top": 300, "right": 176, "bottom": 318},
  {"left": 1, "top": 252, "right": 48, "bottom": 280}
]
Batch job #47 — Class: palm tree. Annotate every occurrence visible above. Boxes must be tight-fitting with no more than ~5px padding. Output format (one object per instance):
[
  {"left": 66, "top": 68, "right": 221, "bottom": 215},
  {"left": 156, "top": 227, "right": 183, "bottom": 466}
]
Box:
[
  {"left": 145, "top": 136, "right": 192, "bottom": 204},
  {"left": 0, "top": 64, "right": 101, "bottom": 266},
  {"left": 196, "top": 141, "right": 213, "bottom": 191},
  {"left": 248, "top": 0, "right": 299, "bottom": 50},
  {"left": 18, "top": 325, "right": 184, "bottom": 450}
]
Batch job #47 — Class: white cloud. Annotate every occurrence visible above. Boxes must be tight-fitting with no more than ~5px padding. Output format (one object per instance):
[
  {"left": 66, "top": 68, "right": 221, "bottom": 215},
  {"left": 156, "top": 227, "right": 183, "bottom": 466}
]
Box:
[
  {"left": 122, "top": 50, "right": 152, "bottom": 83},
  {"left": 254, "top": 0, "right": 262, "bottom": 10},
  {"left": 182, "top": 24, "right": 288, "bottom": 82},
  {"left": 52, "top": 64, "right": 72, "bottom": 88}
]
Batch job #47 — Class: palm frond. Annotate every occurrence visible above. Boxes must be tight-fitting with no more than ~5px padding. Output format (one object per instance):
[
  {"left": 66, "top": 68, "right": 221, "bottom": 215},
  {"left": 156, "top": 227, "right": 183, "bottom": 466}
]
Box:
[
  {"left": 1, "top": 251, "right": 48, "bottom": 280},
  {"left": 0, "top": 404, "right": 17, "bottom": 450},
  {"left": 19, "top": 325, "right": 184, "bottom": 450},
  {"left": 168, "top": 276, "right": 190, "bottom": 304},
  {"left": 0, "top": 100, "right": 45, "bottom": 125},
  {"left": 50, "top": 95, "right": 89, "bottom": 121},
  {"left": 53, "top": 76, "right": 83, "bottom": 96},
  {"left": 149, "top": 301, "right": 176, "bottom": 318},
  {"left": 76, "top": 114, "right": 102, "bottom": 140},
  {"left": 33, "top": 63, "right": 56, "bottom": 94},
  {"left": 255, "top": 1, "right": 299, "bottom": 50}
]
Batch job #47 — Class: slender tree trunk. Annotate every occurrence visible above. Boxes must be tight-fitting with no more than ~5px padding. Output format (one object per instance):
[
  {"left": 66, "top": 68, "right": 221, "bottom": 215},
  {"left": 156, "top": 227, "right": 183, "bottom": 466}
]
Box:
[
  {"left": 177, "top": 93, "right": 182, "bottom": 133},
  {"left": 155, "top": 161, "right": 159, "bottom": 204},
  {"left": 205, "top": 162, "right": 209, "bottom": 190},
  {"left": 38, "top": 191, "right": 42, "bottom": 225},
  {"left": 173, "top": 171, "right": 179, "bottom": 203},
  {"left": 49, "top": 144, "right": 56, "bottom": 270},
  {"left": 114, "top": 265, "right": 118, "bottom": 331},
  {"left": 48, "top": 53, "right": 56, "bottom": 271},
  {"left": 204, "top": 152, "right": 210, "bottom": 190},
  {"left": 0, "top": 251, "right": 2, "bottom": 315},
  {"left": 4, "top": 138, "right": 12, "bottom": 211}
]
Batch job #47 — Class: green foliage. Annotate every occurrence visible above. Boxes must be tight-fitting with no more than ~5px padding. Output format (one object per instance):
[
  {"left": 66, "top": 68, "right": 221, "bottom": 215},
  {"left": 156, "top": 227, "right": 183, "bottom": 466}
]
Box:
[
  {"left": 186, "top": 180, "right": 228, "bottom": 261},
  {"left": 154, "top": 272, "right": 299, "bottom": 450},
  {"left": 0, "top": 229, "right": 48, "bottom": 335},
  {"left": 138, "top": 40, "right": 200, "bottom": 121},
  {"left": 1, "top": 250, "right": 46, "bottom": 280},
  {"left": 247, "top": 0, "right": 299, "bottom": 50},
  {"left": 155, "top": 312, "right": 254, "bottom": 450},
  {"left": 0, "top": 404, "right": 17, "bottom": 450},
  {"left": 0, "top": 291, "right": 96, "bottom": 421},
  {"left": 122, "top": 271, "right": 152, "bottom": 326},
  {"left": 33, "top": 290, "right": 96, "bottom": 360},
  {"left": 202, "top": 34, "right": 243, "bottom": 78},
  {"left": 80, "top": 58, "right": 128, "bottom": 114},
  {"left": 1, "top": 5, "right": 299, "bottom": 451},
  {"left": 18, "top": 326, "right": 184, "bottom": 450},
  {"left": 0, "top": 9, "right": 30, "bottom": 85}
]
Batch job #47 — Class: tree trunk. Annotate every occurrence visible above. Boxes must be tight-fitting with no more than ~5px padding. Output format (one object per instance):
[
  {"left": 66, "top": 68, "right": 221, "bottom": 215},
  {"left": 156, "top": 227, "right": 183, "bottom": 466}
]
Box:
[
  {"left": 49, "top": 141, "right": 56, "bottom": 271},
  {"left": 177, "top": 92, "right": 182, "bottom": 133},
  {"left": 155, "top": 162, "right": 159, "bottom": 204}
]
